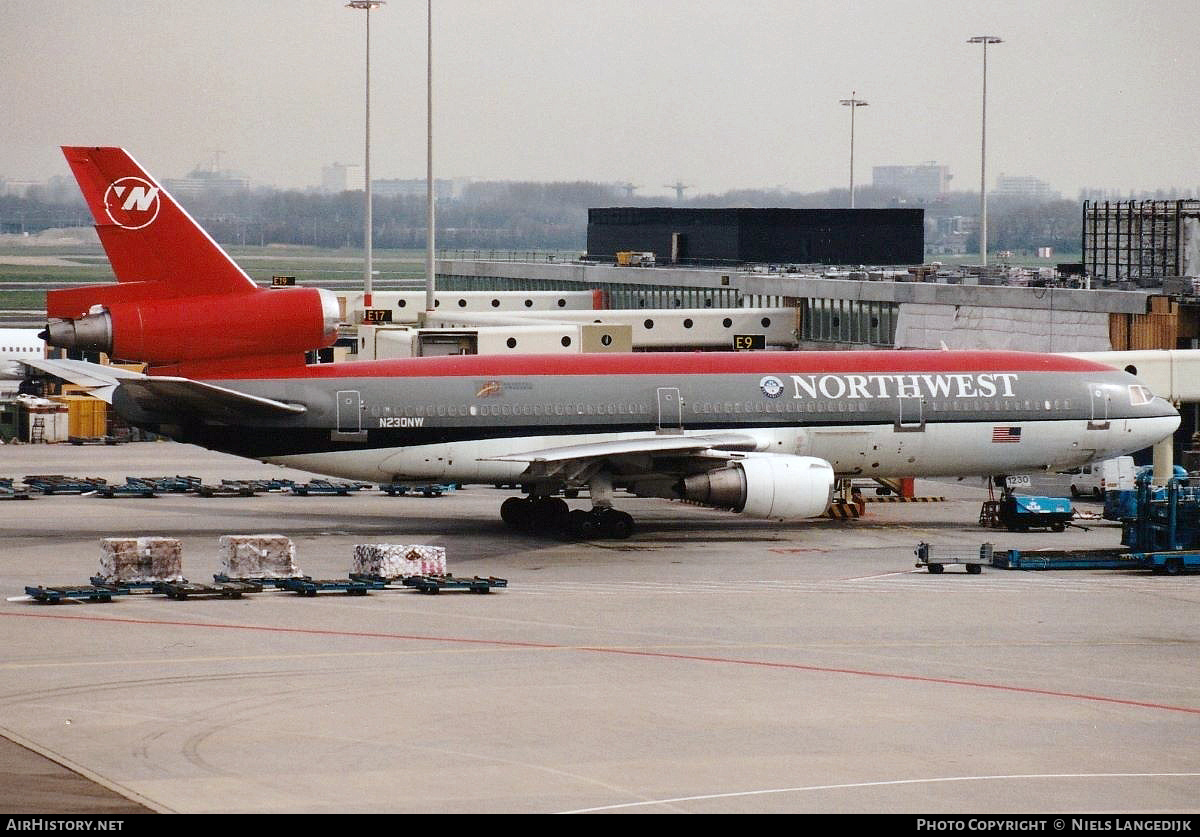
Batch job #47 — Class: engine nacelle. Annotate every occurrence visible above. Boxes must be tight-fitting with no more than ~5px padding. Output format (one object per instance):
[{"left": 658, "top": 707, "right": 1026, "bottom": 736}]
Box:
[
  {"left": 679, "top": 455, "right": 835, "bottom": 520},
  {"left": 44, "top": 287, "right": 340, "bottom": 366}
]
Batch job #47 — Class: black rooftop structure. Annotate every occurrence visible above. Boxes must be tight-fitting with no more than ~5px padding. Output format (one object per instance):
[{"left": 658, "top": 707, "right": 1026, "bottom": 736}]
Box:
[{"left": 587, "top": 207, "right": 924, "bottom": 266}]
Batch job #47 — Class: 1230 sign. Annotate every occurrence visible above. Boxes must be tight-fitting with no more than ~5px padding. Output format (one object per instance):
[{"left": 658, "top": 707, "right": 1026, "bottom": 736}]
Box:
[{"left": 733, "top": 334, "right": 765, "bottom": 351}]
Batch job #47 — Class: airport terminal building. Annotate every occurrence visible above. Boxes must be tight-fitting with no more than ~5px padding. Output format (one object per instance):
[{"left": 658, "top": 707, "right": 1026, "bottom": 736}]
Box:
[{"left": 586, "top": 207, "right": 925, "bottom": 266}]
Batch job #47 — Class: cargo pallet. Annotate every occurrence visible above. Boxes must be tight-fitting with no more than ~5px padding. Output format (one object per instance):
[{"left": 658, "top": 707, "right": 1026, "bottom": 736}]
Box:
[
  {"left": 379, "top": 483, "right": 454, "bottom": 497},
  {"left": 402, "top": 574, "right": 508, "bottom": 594},
  {"left": 197, "top": 482, "right": 257, "bottom": 497},
  {"left": 89, "top": 577, "right": 160, "bottom": 590},
  {"left": 243, "top": 479, "right": 296, "bottom": 492},
  {"left": 277, "top": 577, "right": 380, "bottom": 596},
  {"left": 915, "top": 542, "right": 991, "bottom": 574},
  {"left": 154, "top": 579, "right": 262, "bottom": 600},
  {"left": 289, "top": 480, "right": 369, "bottom": 496},
  {"left": 1130, "top": 551, "right": 1200, "bottom": 576},
  {"left": 0, "top": 479, "right": 30, "bottom": 500},
  {"left": 25, "top": 584, "right": 127, "bottom": 604},
  {"left": 991, "top": 548, "right": 1139, "bottom": 570},
  {"left": 23, "top": 475, "right": 107, "bottom": 494},
  {"left": 136, "top": 475, "right": 202, "bottom": 493},
  {"left": 97, "top": 481, "right": 157, "bottom": 498},
  {"left": 212, "top": 574, "right": 303, "bottom": 588}
]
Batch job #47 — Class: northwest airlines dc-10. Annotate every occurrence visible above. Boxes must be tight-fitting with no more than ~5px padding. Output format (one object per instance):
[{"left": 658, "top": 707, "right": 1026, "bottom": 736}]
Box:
[{"left": 30, "top": 147, "right": 1180, "bottom": 538}]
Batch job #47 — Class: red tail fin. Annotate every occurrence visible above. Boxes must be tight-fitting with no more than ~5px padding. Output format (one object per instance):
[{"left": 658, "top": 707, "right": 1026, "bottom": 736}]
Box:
[
  {"left": 61, "top": 146, "right": 257, "bottom": 294},
  {"left": 46, "top": 147, "right": 338, "bottom": 376}
]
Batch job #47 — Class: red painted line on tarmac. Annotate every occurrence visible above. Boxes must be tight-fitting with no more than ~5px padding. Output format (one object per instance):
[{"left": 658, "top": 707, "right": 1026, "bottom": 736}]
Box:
[
  {"left": 5, "top": 610, "right": 1198, "bottom": 716},
  {"left": 0, "top": 610, "right": 560, "bottom": 650},
  {"left": 570, "top": 646, "right": 1200, "bottom": 716}
]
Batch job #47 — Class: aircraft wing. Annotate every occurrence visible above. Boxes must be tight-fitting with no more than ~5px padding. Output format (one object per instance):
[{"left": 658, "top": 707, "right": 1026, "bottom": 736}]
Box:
[{"left": 483, "top": 433, "right": 763, "bottom": 481}]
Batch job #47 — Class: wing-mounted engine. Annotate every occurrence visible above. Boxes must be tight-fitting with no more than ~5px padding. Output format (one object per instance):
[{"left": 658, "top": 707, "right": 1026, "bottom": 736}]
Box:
[{"left": 679, "top": 454, "right": 835, "bottom": 520}]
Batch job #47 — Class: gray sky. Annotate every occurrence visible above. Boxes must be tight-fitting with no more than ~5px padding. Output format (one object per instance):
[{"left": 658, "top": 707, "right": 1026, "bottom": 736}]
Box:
[{"left": 3, "top": 0, "right": 1198, "bottom": 199}]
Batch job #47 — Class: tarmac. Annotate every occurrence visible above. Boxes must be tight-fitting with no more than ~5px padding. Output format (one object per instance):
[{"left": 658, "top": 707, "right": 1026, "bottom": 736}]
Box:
[{"left": 0, "top": 441, "right": 1198, "bottom": 814}]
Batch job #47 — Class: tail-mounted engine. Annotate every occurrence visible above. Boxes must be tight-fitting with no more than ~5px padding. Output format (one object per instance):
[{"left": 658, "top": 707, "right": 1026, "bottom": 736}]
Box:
[{"left": 44, "top": 285, "right": 340, "bottom": 372}]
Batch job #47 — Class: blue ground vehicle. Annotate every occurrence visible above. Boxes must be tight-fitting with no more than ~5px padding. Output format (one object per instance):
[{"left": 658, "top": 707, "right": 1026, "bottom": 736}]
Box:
[
  {"left": 999, "top": 494, "right": 1073, "bottom": 532},
  {"left": 1104, "top": 465, "right": 1188, "bottom": 521}
]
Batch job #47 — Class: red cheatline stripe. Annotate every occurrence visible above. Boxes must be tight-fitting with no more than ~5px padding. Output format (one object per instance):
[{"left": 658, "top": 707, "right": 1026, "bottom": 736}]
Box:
[
  {"left": 228, "top": 349, "right": 1115, "bottom": 381},
  {"left": 4, "top": 611, "right": 1198, "bottom": 716}
]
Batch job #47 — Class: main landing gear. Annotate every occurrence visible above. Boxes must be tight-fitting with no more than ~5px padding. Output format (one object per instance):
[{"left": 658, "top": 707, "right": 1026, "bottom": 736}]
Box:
[{"left": 500, "top": 496, "right": 635, "bottom": 540}]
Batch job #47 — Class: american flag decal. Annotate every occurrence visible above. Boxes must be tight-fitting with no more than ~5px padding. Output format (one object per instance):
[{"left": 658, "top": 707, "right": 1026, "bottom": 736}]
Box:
[{"left": 992, "top": 426, "right": 1022, "bottom": 443}]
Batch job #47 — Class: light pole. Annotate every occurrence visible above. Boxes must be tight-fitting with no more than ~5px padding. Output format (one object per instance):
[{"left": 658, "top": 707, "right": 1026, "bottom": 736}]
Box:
[
  {"left": 425, "top": 0, "right": 435, "bottom": 314},
  {"left": 839, "top": 93, "right": 868, "bottom": 209},
  {"left": 968, "top": 35, "right": 1002, "bottom": 269},
  {"left": 347, "top": 0, "right": 384, "bottom": 308}
]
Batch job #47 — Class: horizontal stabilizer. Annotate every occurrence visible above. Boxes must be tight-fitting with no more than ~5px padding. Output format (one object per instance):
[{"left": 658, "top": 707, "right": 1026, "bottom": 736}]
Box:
[
  {"left": 117, "top": 377, "right": 307, "bottom": 423},
  {"left": 22, "top": 358, "right": 305, "bottom": 422}
]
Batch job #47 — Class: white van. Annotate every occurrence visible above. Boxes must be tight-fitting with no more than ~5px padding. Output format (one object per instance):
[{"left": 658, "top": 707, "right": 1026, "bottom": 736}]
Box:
[{"left": 1059, "top": 456, "right": 1134, "bottom": 498}]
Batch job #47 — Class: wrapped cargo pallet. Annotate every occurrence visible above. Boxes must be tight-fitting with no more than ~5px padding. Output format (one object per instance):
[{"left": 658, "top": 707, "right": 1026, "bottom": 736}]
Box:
[
  {"left": 219, "top": 534, "right": 301, "bottom": 578},
  {"left": 353, "top": 544, "right": 447, "bottom": 578},
  {"left": 98, "top": 537, "right": 184, "bottom": 582}
]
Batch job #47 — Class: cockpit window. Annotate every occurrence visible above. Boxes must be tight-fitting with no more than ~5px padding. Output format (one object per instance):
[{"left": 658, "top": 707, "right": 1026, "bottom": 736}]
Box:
[{"left": 1128, "top": 385, "right": 1155, "bottom": 406}]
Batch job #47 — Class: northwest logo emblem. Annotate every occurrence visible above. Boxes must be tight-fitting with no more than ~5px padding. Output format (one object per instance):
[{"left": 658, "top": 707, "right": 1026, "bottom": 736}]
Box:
[
  {"left": 103, "top": 177, "right": 161, "bottom": 230},
  {"left": 759, "top": 376, "right": 785, "bottom": 398}
]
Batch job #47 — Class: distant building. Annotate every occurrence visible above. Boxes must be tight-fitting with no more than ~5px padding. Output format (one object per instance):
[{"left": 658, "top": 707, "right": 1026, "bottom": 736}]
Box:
[
  {"left": 587, "top": 207, "right": 924, "bottom": 266},
  {"left": 926, "top": 215, "right": 976, "bottom": 256},
  {"left": 993, "top": 174, "right": 1058, "bottom": 202},
  {"left": 1081, "top": 186, "right": 1199, "bottom": 202},
  {"left": 321, "top": 163, "right": 363, "bottom": 193},
  {"left": 372, "top": 178, "right": 463, "bottom": 201},
  {"left": 1083, "top": 199, "right": 1200, "bottom": 283},
  {"left": 871, "top": 163, "right": 952, "bottom": 200},
  {"left": 164, "top": 169, "right": 250, "bottom": 199},
  {"left": 0, "top": 179, "right": 39, "bottom": 197}
]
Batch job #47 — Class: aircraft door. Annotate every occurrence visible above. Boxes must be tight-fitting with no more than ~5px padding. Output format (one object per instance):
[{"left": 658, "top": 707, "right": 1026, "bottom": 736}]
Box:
[
  {"left": 895, "top": 397, "right": 925, "bottom": 432},
  {"left": 657, "top": 387, "right": 683, "bottom": 433},
  {"left": 337, "top": 390, "right": 362, "bottom": 433},
  {"left": 1088, "top": 383, "right": 1111, "bottom": 430}
]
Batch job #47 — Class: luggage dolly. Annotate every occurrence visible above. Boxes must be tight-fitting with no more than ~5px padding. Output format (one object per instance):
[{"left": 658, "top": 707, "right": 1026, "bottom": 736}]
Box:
[
  {"left": 276, "top": 577, "right": 381, "bottom": 596},
  {"left": 89, "top": 577, "right": 159, "bottom": 594},
  {"left": 212, "top": 574, "right": 301, "bottom": 588},
  {"left": 25, "top": 584, "right": 127, "bottom": 604},
  {"left": 402, "top": 574, "right": 508, "bottom": 594},
  {"left": 154, "top": 579, "right": 263, "bottom": 600},
  {"left": 915, "top": 542, "right": 993, "bottom": 574}
]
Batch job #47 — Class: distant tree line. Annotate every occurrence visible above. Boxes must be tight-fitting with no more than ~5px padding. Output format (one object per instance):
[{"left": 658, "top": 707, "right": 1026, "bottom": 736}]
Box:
[{"left": 1, "top": 177, "right": 1082, "bottom": 256}]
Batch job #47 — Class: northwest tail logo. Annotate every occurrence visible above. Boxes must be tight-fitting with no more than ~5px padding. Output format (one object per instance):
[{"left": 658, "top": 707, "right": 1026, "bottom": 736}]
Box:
[{"left": 103, "top": 176, "right": 161, "bottom": 230}]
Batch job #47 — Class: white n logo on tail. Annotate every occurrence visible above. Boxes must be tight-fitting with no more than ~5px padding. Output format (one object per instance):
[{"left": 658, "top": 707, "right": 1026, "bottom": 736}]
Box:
[{"left": 103, "top": 176, "right": 162, "bottom": 230}]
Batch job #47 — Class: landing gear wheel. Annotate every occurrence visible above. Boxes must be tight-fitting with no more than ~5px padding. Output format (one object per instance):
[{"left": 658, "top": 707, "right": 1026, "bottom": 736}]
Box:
[
  {"left": 597, "top": 508, "right": 634, "bottom": 540},
  {"left": 500, "top": 497, "right": 530, "bottom": 528},
  {"left": 531, "top": 496, "right": 569, "bottom": 533},
  {"left": 567, "top": 508, "right": 597, "bottom": 539}
]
